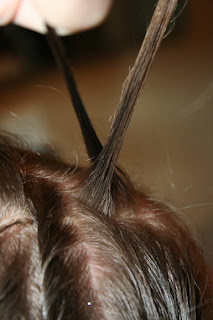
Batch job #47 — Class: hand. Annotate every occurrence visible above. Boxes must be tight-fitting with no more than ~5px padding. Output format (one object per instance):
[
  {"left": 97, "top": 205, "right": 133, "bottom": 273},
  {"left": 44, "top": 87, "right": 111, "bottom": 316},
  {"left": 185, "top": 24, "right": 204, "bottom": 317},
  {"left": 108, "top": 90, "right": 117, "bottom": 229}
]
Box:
[{"left": 0, "top": 0, "right": 113, "bottom": 34}]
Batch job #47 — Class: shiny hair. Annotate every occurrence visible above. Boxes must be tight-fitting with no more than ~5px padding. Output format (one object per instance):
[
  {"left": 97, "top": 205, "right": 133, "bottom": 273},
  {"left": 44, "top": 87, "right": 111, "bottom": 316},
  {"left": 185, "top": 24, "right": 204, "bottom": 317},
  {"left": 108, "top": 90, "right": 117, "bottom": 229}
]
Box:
[
  {"left": 0, "top": 133, "right": 212, "bottom": 319},
  {"left": 0, "top": 0, "right": 212, "bottom": 319}
]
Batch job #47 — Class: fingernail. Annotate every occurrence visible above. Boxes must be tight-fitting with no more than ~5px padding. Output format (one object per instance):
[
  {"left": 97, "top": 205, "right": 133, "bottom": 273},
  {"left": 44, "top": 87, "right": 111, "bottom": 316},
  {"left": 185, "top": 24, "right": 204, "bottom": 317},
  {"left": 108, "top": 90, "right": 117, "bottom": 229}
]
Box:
[{"left": 56, "top": 27, "right": 73, "bottom": 36}]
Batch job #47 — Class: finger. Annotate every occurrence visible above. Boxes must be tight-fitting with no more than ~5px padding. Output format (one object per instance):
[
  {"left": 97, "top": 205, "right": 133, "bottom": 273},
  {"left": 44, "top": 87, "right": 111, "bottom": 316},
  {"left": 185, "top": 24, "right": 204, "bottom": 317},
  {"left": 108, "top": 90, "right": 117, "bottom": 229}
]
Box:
[
  {"left": 0, "top": 0, "right": 20, "bottom": 25},
  {"left": 31, "top": 0, "right": 113, "bottom": 35},
  {"left": 14, "top": 0, "right": 46, "bottom": 33}
]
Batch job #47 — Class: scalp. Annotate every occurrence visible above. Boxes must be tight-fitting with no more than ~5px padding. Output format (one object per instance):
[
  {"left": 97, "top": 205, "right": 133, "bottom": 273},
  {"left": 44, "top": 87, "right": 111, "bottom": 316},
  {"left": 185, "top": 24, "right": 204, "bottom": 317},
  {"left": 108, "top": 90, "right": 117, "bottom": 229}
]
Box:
[{"left": 0, "top": 135, "right": 212, "bottom": 319}]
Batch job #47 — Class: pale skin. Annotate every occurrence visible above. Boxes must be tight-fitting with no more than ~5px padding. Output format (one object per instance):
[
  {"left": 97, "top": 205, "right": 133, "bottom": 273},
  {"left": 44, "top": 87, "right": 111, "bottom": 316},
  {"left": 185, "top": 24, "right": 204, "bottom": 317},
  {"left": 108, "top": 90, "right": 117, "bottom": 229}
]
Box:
[{"left": 0, "top": 0, "right": 113, "bottom": 34}]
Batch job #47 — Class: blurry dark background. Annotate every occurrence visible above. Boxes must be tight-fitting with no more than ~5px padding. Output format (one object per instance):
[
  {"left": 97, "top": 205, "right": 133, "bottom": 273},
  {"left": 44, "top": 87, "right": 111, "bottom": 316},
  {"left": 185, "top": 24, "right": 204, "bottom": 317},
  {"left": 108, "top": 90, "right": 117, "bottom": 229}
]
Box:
[{"left": 0, "top": 0, "right": 213, "bottom": 268}]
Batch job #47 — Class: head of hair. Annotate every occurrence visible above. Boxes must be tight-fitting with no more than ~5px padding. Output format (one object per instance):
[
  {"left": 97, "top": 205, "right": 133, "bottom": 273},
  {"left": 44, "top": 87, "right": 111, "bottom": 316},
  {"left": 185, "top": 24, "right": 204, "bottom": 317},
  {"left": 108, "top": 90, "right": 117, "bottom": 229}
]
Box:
[
  {"left": 0, "top": 0, "right": 212, "bottom": 319},
  {"left": 0, "top": 133, "right": 212, "bottom": 319}
]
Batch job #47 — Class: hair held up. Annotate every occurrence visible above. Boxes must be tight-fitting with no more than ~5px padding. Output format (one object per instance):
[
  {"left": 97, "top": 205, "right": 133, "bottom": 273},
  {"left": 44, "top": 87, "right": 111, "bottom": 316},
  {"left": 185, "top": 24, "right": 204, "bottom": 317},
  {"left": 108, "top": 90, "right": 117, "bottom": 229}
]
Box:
[{"left": 0, "top": 0, "right": 212, "bottom": 319}]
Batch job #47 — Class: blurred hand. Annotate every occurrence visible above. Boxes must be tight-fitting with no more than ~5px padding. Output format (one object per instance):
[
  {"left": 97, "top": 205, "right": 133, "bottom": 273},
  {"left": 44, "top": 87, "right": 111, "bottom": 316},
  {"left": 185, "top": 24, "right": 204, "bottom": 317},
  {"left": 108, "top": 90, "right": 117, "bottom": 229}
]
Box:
[{"left": 0, "top": 0, "right": 113, "bottom": 34}]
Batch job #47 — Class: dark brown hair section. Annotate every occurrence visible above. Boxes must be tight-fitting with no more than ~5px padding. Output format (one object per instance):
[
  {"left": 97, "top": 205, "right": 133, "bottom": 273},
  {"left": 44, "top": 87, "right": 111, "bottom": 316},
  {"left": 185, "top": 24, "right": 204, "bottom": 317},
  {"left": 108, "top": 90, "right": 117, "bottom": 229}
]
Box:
[{"left": 0, "top": 134, "right": 212, "bottom": 319}]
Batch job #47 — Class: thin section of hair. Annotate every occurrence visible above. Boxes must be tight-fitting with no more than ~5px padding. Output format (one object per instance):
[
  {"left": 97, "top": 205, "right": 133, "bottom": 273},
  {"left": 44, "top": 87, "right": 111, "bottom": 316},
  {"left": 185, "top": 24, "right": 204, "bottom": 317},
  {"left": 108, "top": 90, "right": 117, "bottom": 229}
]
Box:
[
  {"left": 46, "top": 26, "right": 103, "bottom": 161},
  {"left": 47, "top": 0, "right": 178, "bottom": 217}
]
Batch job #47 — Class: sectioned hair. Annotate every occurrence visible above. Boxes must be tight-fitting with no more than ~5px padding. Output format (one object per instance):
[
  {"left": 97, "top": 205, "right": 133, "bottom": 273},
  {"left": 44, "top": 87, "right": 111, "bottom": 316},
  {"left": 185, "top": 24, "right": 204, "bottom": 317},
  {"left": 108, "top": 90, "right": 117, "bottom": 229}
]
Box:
[{"left": 0, "top": 0, "right": 213, "bottom": 319}]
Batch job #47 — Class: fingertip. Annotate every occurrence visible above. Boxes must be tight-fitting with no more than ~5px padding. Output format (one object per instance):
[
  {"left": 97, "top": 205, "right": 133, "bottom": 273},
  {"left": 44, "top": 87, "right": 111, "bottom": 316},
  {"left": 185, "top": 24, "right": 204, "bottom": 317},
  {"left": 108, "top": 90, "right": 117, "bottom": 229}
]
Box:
[
  {"left": 14, "top": 0, "right": 46, "bottom": 34},
  {"left": 33, "top": 0, "right": 113, "bottom": 35},
  {"left": 0, "top": 0, "right": 20, "bottom": 26},
  {"left": 2, "top": 0, "right": 113, "bottom": 35}
]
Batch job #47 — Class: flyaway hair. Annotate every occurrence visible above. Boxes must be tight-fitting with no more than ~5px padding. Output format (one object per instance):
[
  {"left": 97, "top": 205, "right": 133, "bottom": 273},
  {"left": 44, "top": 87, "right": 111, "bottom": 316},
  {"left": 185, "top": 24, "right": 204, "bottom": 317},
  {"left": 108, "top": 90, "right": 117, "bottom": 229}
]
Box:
[{"left": 47, "top": 0, "right": 178, "bottom": 217}]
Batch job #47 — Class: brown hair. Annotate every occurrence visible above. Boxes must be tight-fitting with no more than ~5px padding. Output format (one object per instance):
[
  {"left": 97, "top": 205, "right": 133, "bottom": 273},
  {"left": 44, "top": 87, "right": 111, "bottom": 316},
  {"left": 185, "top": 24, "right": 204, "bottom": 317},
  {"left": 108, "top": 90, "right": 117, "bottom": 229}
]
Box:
[{"left": 0, "top": 0, "right": 212, "bottom": 319}]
